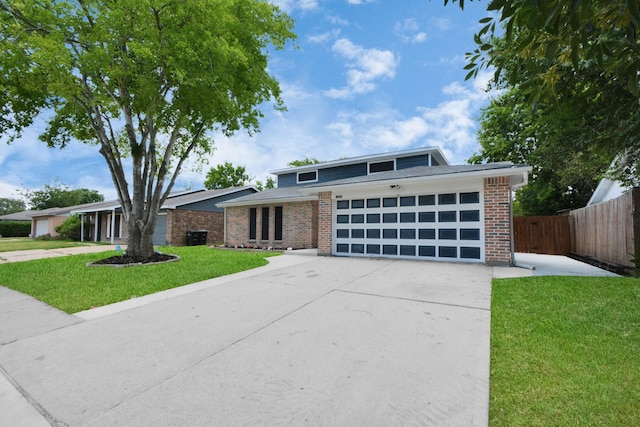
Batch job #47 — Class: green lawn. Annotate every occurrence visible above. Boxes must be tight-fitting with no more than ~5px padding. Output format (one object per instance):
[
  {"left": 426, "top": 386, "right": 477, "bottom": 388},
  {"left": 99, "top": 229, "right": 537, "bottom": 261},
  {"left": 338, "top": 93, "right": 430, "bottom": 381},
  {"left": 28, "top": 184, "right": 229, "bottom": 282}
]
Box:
[
  {"left": 0, "top": 237, "right": 96, "bottom": 252},
  {"left": 0, "top": 246, "right": 280, "bottom": 313},
  {"left": 490, "top": 275, "right": 640, "bottom": 426}
]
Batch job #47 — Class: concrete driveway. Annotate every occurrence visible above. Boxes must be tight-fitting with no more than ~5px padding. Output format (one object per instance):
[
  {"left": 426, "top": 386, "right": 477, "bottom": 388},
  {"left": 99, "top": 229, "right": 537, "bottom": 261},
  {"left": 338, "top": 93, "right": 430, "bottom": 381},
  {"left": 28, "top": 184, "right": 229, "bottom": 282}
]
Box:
[{"left": 1, "top": 254, "right": 496, "bottom": 426}]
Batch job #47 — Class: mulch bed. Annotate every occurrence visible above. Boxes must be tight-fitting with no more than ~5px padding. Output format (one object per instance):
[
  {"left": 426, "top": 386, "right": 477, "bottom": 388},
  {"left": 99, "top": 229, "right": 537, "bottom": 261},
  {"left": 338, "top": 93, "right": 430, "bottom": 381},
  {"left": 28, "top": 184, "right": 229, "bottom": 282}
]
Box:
[{"left": 90, "top": 253, "right": 179, "bottom": 267}]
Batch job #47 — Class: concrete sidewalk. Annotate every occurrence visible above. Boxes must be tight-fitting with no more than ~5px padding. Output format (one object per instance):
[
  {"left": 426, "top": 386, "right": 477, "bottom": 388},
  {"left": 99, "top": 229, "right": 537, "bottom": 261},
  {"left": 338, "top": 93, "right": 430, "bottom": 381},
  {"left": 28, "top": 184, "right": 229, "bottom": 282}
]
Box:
[
  {"left": 0, "top": 245, "right": 123, "bottom": 264},
  {"left": 1, "top": 255, "right": 498, "bottom": 426}
]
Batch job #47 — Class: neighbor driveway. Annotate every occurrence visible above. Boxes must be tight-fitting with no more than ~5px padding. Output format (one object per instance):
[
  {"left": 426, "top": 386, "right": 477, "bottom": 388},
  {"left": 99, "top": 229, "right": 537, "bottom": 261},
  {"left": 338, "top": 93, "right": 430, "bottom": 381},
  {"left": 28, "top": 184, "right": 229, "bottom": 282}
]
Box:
[{"left": 0, "top": 254, "right": 495, "bottom": 426}]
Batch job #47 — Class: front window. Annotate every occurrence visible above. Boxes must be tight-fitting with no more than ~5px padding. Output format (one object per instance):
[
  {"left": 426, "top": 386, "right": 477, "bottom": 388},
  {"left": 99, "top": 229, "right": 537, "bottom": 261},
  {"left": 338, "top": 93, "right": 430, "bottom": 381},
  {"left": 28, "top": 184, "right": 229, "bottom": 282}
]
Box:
[
  {"left": 368, "top": 160, "right": 395, "bottom": 174},
  {"left": 297, "top": 170, "right": 318, "bottom": 183}
]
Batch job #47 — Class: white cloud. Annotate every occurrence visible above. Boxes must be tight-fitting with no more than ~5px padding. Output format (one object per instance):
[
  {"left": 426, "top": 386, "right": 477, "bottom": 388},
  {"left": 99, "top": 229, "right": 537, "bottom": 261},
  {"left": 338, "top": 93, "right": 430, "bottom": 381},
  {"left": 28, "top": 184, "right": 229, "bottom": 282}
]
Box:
[
  {"left": 307, "top": 29, "right": 341, "bottom": 44},
  {"left": 347, "top": 0, "right": 376, "bottom": 4},
  {"left": 325, "top": 38, "right": 398, "bottom": 99},
  {"left": 270, "top": 0, "right": 319, "bottom": 13},
  {"left": 394, "top": 18, "right": 427, "bottom": 44}
]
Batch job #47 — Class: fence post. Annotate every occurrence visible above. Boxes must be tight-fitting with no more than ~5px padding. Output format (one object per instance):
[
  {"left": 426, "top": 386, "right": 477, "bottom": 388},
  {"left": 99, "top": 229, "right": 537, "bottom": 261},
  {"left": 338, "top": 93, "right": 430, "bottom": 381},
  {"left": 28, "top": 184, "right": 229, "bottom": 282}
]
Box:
[{"left": 633, "top": 188, "right": 640, "bottom": 275}]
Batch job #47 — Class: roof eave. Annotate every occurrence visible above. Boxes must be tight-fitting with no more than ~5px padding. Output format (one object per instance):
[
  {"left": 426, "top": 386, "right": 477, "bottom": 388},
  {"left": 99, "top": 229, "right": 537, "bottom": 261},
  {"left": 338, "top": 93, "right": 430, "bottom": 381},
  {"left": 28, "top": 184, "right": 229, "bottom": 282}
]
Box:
[
  {"left": 304, "top": 166, "right": 532, "bottom": 193},
  {"left": 218, "top": 195, "right": 318, "bottom": 208}
]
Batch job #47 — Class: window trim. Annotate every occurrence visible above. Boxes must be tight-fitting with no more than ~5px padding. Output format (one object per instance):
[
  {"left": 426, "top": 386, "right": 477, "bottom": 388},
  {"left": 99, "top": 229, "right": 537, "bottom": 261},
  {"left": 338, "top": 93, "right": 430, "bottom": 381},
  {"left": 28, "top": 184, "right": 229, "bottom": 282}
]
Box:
[
  {"left": 367, "top": 159, "right": 396, "bottom": 174},
  {"left": 248, "top": 207, "right": 257, "bottom": 240},
  {"left": 297, "top": 170, "right": 318, "bottom": 183}
]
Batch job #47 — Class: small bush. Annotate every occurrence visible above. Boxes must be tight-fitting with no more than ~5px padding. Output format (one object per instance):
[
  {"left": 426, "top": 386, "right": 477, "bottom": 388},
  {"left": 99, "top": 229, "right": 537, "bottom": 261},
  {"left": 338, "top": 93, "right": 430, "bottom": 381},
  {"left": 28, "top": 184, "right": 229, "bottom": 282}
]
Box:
[
  {"left": 0, "top": 221, "right": 31, "bottom": 237},
  {"left": 55, "top": 214, "right": 82, "bottom": 241}
]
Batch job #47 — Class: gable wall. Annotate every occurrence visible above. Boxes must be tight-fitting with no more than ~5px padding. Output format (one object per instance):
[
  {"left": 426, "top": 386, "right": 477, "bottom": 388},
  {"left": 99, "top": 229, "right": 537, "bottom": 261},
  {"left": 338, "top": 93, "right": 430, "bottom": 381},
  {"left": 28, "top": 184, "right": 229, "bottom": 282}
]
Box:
[
  {"left": 177, "top": 188, "right": 257, "bottom": 213},
  {"left": 166, "top": 210, "right": 224, "bottom": 246}
]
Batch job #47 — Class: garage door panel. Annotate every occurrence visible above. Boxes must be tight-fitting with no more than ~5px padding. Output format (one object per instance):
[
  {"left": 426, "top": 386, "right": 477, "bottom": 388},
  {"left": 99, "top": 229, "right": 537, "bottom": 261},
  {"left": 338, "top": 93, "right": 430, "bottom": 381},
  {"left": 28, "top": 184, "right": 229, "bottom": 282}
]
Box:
[{"left": 333, "top": 190, "right": 484, "bottom": 262}]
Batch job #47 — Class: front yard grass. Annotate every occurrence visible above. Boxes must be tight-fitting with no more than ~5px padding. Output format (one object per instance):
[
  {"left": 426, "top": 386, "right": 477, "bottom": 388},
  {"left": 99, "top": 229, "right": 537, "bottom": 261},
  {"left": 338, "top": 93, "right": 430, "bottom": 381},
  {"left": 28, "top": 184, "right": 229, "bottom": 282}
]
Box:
[
  {"left": 490, "top": 275, "right": 640, "bottom": 426},
  {"left": 0, "top": 237, "right": 96, "bottom": 252},
  {"left": 0, "top": 246, "right": 280, "bottom": 313}
]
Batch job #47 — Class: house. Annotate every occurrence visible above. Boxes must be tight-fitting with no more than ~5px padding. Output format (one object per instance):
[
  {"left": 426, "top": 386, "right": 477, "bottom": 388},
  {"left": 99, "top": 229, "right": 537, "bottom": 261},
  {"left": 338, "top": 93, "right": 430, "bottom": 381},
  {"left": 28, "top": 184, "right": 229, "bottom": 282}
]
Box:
[
  {"left": 218, "top": 147, "right": 531, "bottom": 265},
  {"left": 29, "top": 187, "right": 257, "bottom": 245}
]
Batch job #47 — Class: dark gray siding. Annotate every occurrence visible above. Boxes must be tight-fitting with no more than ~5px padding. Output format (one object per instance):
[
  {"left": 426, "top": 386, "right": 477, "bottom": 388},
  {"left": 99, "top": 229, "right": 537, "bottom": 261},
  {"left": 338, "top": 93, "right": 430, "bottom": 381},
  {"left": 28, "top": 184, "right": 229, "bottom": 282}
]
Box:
[
  {"left": 153, "top": 214, "right": 167, "bottom": 246},
  {"left": 397, "top": 154, "right": 429, "bottom": 170},
  {"left": 277, "top": 155, "right": 430, "bottom": 188},
  {"left": 278, "top": 173, "right": 298, "bottom": 188},
  {"left": 318, "top": 163, "right": 367, "bottom": 183},
  {"left": 177, "top": 188, "right": 257, "bottom": 212},
  {"left": 431, "top": 156, "right": 440, "bottom": 166}
]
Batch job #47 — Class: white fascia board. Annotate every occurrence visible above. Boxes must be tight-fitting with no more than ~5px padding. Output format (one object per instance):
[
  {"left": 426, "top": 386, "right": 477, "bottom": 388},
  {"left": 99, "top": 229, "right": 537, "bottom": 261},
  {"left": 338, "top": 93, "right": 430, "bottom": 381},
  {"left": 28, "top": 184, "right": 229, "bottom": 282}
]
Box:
[
  {"left": 70, "top": 204, "right": 121, "bottom": 214},
  {"left": 269, "top": 146, "right": 446, "bottom": 175},
  {"left": 217, "top": 195, "right": 318, "bottom": 208},
  {"left": 304, "top": 166, "right": 532, "bottom": 194}
]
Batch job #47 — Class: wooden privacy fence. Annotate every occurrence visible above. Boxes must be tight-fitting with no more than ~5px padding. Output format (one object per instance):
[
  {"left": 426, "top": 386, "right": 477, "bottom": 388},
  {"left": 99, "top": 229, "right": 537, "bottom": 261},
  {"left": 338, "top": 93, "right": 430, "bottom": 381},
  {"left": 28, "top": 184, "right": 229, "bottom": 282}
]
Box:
[
  {"left": 569, "top": 188, "right": 639, "bottom": 268},
  {"left": 514, "top": 216, "right": 572, "bottom": 255}
]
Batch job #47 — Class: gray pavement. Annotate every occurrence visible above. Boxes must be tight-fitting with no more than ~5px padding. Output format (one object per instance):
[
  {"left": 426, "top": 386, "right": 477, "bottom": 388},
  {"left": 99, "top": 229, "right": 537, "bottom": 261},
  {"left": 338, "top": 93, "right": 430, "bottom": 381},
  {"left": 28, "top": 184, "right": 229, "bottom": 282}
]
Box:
[
  {"left": 0, "top": 247, "right": 617, "bottom": 426},
  {"left": 2, "top": 253, "right": 496, "bottom": 426},
  {"left": 0, "top": 245, "right": 123, "bottom": 264},
  {"left": 514, "top": 252, "right": 621, "bottom": 277}
]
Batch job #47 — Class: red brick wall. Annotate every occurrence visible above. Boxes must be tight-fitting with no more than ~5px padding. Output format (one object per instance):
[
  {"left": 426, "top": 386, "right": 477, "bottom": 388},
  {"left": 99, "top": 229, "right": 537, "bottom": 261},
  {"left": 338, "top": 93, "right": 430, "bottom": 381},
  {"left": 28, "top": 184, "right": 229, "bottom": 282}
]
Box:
[
  {"left": 166, "top": 210, "right": 224, "bottom": 246},
  {"left": 317, "top": 191, "right": 332, "bottom": 256},
  {"left": 225, "top": 201, "right": 318, "bottom": 249},
  {"left": 484, "top": 177, "right": 512, "bottom": 265}
]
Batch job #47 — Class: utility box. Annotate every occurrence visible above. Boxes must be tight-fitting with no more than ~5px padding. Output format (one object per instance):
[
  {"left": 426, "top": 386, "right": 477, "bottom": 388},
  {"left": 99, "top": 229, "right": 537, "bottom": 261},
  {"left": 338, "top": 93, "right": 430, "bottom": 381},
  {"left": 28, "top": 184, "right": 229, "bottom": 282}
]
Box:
[{"left": 186, "top": 230, "right": 208, "bottom": 246}]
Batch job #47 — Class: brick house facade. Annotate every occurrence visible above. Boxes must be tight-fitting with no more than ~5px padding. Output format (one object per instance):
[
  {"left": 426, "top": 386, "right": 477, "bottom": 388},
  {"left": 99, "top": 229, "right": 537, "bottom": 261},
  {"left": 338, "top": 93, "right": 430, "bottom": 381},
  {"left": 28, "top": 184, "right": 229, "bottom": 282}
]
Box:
[
  {"left": 483, "top": 177, "right": 512, "bottom": 265},
  {"left": 166, "top": 210, "right": 225, "bottom": 246},
  {"left": 225, "top": 201, "right": 318, "bottom": 249},
  {"left": 219, "top": 148, "right": 530, "bottom": 265}
]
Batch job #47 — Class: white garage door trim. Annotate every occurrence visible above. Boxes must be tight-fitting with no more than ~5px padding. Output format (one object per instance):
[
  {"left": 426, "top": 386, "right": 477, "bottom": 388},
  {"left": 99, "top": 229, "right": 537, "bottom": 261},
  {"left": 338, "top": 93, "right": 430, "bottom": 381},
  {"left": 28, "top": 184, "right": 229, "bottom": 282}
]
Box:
[{"left": 331, "top": 184, "right": 485, "bottom": 262}]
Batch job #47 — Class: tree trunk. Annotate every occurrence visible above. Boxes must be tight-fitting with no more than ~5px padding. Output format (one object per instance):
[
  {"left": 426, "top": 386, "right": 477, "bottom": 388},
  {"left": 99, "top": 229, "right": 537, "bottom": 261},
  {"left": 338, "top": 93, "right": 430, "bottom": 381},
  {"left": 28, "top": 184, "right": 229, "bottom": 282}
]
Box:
[{"left": 125, "top": 206, "right": 157, "bottom": 258}]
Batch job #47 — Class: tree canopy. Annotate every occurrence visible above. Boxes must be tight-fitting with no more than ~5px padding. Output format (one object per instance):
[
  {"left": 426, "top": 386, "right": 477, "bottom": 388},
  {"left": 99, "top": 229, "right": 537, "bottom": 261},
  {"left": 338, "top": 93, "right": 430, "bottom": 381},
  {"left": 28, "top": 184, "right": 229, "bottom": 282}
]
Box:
[
  {"left": 255, "top": 176, "right": 276, "bottom": 191},
  {"left": 204, "top": 162, "right": 251, "bottom": 190},
  {"left": 447, "top": 0, "right": 640, "bottom": 184},
  {"left": 0, "top": 197, "right": 26, "bottom": 215},
  {"left": 0, "top": 0, "right": 295, "bottom": 256},
  {"left": 20, "top": 183, "right": 104, "bottom": 210},
  {"left": 288, "top": 157, "right": 322, "bottom": 167}
]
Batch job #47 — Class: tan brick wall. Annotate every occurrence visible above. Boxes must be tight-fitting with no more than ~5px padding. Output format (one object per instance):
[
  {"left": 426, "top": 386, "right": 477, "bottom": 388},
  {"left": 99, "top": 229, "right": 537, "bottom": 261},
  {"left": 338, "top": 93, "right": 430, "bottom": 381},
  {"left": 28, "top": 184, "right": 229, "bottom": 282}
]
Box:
[
  {"left": 484, "top": 177, "right": 512, "bottom": 265},
  {"left": 317, "top": 191, "right": 332, "bottom": 256},
  {"left": 166, "top": 209, "right": 224, "bottom": 246},
  {"left": 225, "top": 201, "right": 318, "bottom": 249}
]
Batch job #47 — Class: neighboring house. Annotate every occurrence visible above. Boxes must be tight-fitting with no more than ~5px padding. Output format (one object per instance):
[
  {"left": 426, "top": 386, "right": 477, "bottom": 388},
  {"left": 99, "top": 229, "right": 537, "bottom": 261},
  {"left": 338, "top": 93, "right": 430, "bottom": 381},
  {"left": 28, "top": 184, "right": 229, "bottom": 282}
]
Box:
[
  {"left": 587, "top": 177, "right": 629, "bottom": 205},
  {"left": 218, "top": 147, "right": 531, "bottom": 265},
  {"left": 29, "top": 187, "right": 257, "bottom": 245},
  {"left": 0, "top": 210, "right": 36, "bottom": 222}
]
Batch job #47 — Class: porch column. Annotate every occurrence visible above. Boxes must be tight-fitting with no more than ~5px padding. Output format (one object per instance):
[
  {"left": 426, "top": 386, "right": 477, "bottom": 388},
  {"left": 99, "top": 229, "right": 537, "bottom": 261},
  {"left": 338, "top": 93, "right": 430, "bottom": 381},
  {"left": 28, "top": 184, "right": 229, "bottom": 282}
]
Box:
[
  {"left": 110, "top": 208, "right": 116, "bottom": 244},
  {"left": 80, "top": 213, "right": 85, "bottom": 242},
  {"left": 94, "top": 212, "right": 99, "bottom": 242}
]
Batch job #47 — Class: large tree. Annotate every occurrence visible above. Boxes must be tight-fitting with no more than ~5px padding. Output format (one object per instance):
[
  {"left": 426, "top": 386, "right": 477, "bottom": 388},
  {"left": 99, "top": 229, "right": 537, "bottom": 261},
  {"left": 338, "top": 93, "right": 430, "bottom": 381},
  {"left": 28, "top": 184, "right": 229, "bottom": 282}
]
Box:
[
  {"left": 0, "top": 1, "right": 295, "bottom": 257},
  {"left": 21, "top": 183, "right": 104, "bottom": 210},
  {"left": 447, "top": 0, "right": 640, "bottom": 184},
  {"left": 0, "top": 197, "right": 26, "bottom": 215},
  {"left": 204, "top": 162, "right": 251, "bottom": 190}
]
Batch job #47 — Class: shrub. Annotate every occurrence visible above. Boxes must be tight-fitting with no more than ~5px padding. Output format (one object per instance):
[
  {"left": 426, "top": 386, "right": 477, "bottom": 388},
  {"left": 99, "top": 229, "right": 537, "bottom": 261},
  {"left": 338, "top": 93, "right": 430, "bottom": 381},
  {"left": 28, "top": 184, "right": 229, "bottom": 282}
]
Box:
[
  {"left": 55, "top": 214, "right": 82, "bottom": 241},
  {"left": 0, "top": 221, "right": 31, "bottom": 237}
]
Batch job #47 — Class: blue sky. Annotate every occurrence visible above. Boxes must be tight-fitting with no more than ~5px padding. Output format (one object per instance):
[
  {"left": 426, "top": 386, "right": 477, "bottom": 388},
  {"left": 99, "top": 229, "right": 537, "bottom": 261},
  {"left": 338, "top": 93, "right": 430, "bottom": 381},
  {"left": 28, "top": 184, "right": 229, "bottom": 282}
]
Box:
[{"left": 0, "top": 0, "right": 495, "bottom": 203}]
